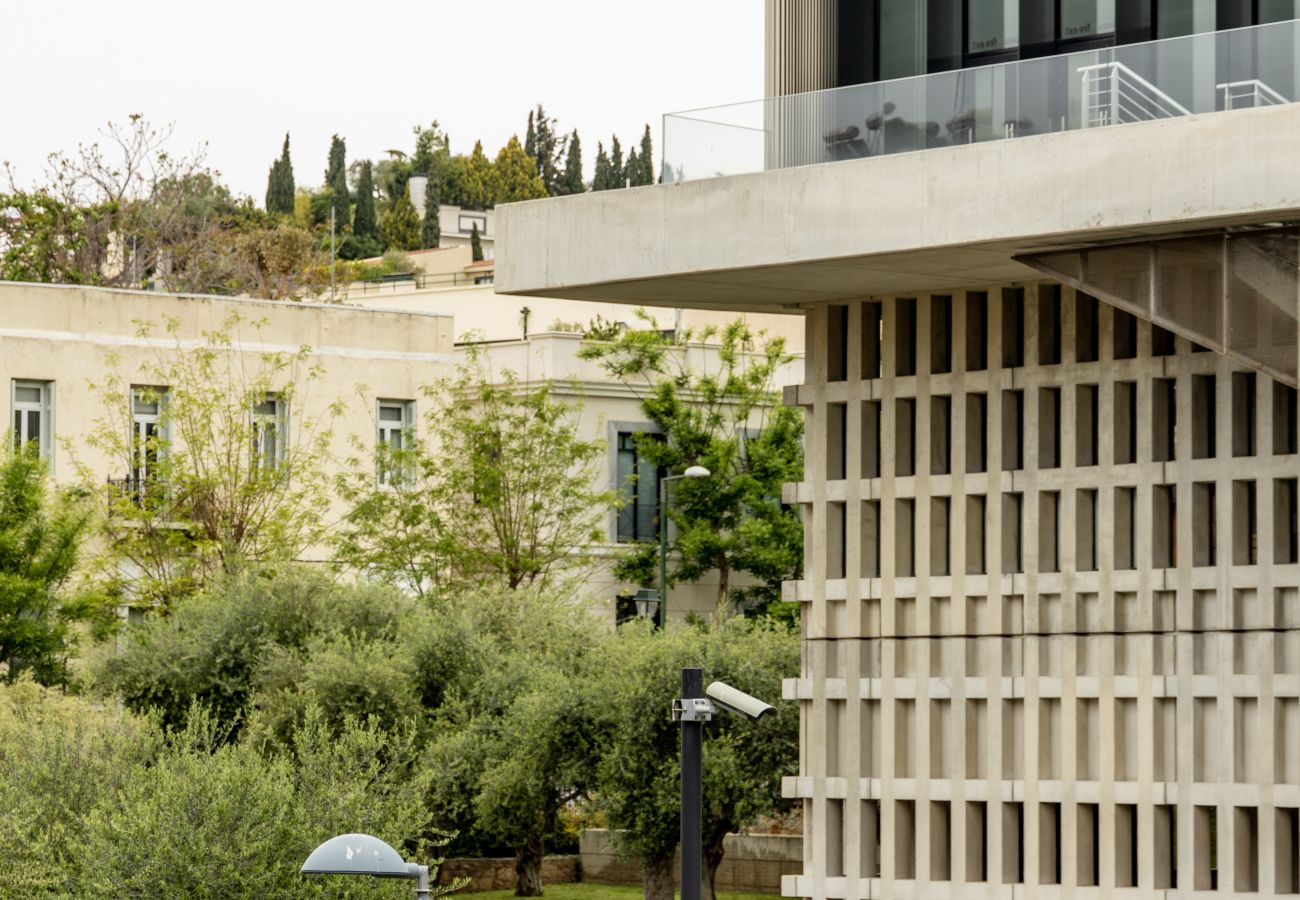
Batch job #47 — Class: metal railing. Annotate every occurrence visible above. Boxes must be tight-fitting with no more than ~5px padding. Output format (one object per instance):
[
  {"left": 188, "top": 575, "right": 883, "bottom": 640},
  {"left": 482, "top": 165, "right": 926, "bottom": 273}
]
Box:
[
  {"left": 341, "top": 270, "right": 494, "bottom": 296},
  {"left": 662, "top": 17, "right": 1300, "bottom": 182}
]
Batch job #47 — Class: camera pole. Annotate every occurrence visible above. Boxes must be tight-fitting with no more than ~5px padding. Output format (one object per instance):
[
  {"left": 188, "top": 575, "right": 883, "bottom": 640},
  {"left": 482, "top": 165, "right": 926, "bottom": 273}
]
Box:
[{"left": 680, "top": 667, "right": 703, "bottom": 900}]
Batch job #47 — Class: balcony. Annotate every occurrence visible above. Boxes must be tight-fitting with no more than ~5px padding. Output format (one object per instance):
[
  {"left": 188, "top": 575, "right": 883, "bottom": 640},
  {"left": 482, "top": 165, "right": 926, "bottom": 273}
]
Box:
[{"left": 663, "top": 18, "right": 1300, "bottom": 183}]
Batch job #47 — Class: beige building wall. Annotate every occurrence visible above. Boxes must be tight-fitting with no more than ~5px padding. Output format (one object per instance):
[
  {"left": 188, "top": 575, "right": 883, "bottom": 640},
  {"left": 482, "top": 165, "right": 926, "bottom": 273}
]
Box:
[
  {"left": 0, "top": 280, "right": 453, "bottom": 522},
  {"left": 784, "top": 285, "right": 1300, "bottom": 900}
]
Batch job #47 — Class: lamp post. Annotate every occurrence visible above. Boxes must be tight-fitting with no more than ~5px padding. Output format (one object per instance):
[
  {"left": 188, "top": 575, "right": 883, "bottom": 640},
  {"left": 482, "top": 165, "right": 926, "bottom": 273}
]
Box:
[
  {"left": 658, "top": 465, "right": 710, "bottom": 625},
  {"left": 302, "top": 833, "right": 430, "bottom": 899}
]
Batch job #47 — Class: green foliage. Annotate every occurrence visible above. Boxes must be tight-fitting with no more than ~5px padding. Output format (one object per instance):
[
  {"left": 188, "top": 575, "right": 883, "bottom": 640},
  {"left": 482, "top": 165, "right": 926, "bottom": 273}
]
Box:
[
  {"left": 382, "top": 191, "right": 421, "bottom": 251},
  {"left": 421, "top": 167, "right": 441, "bottom": 249},
  {"left": 558, "top": 130, "right": 585, "bottom": 195},
  {"left": 638, "top": 124, "right": 656, "bottom": 185},
  {"left": 352, "top": 159, "right": 379, "bottom": 240},
  {"left": 0, "top": 446, "right": 110, "bottom": 686},
  {"left": 592, "top": 142, "right": 612, "bottom": 191},
  {"left": 470, "top": 221, "right": 484, "bottom": 261},
  {"left": 463, "top": 140, "right": 494, "bottom": 209},
  {"left": 579, "top": 313, "right": 804, "bottom": 615},
  {"left": 609, "top": 136, "right": 625, "bottom": 189},
  {"left": 526, "top": 105, "right": 564, "bottom": 195},
  {"left": 493, "top": 135, "right": 548, "bottom": 204},
  {"left": 422, "top": 587, "right": 606, "bottom": 888},
  {"left": 265, "top": 132, "right": 296, "bottom": 215},
  {"left": 96, "top": 566, "right": 414, "bottom": 733},
  {"left": 325, "top": 134, "right": 350, "bottom": 226},
  {"left": 78, "top": 313, "right": 339, "bottom": 606},
  {"left": 594, "top": 619, "right": 798, "bottom": 899},
  {"left": 0, "top": 191, "right": 117, "bottom": 285},
  {"left": 334, "top": 348, "right": 616, "bottom": 598}
]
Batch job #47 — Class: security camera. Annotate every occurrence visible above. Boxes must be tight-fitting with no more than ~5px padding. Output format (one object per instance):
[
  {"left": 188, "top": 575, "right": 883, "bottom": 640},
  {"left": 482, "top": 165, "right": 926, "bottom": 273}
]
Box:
[{"left": 705, "top": 681, "right": 775, "bottom": 721}]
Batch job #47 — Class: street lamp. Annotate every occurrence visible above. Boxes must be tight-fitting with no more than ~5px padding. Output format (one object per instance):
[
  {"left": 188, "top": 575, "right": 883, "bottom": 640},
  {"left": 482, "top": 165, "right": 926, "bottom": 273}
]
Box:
[
  {"left": 302, "top": 833, "right": 430, "bottom": 899},
  {"left": 658, "top": 464, "right": 710, "bottom": 624},
  {"left": 634, "top": 587, "right": 662, "bottom": 621}
]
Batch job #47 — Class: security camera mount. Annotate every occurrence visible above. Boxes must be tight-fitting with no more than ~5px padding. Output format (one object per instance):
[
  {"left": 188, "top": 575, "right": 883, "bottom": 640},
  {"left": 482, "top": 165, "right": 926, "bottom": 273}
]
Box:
[{"left": 671, "top": 697, "right": 717, "bottom": 722}]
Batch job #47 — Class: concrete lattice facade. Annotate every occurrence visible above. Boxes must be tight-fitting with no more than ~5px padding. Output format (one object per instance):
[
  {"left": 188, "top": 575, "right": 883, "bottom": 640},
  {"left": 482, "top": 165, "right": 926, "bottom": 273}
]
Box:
[{"left": 782, "top": 286, "right": 1300, "bottom": 899}]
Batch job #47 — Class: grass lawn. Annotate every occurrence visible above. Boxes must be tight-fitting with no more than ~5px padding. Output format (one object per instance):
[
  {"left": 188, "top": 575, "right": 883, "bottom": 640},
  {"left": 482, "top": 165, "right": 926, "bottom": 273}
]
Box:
[{"left": 467, "top": 884, "right": 775, "bottom": 900}]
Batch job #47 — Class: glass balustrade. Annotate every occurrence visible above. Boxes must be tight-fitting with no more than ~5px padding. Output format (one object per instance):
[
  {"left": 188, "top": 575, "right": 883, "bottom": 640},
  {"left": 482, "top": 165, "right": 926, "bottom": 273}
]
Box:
[{"left": 662, "top": 18, "right": 1300, "bottom": 183}]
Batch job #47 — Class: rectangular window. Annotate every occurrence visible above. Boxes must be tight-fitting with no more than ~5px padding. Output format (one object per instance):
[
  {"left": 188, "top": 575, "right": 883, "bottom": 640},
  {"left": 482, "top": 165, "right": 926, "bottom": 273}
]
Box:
[
  {"left": 1193, "top": 374, "right": 1216, "bottom": 459},
  {"left": 1114, "top": 309, "right": 1138, "bottom": 359},
  {"left": 1061, "top": 0, "right": 1116, "bottom": 39},
  {"left": 896, "top": 398, "right": 917, "bottom": 477},
  {"left": 616, "top": 432, "right": 663, "bottom": 542},
  {"left": 1077, "top": 488, "right": 1098, "bottom": 571},
  {"left": 1153, "top": 378, "right": 1177, "bottom": 462},
  {"left": 1002, "top": 390, "right": 1023, "bottom": 470},
  {"left": 862, "top": 400, "right": 882, "bottom": 478},
  {"left": 1076, "top": 292, "right": 1100, "bottom": 362},
  {"left": 931, "top": 295, "right": 952, "bottom": 374},
  {"left": 966, "top": 393, "right": 988, "bottom": 472},
  {"left": 1154, "top": 484, "right": 1177, "bottom": 568},
  {"left": 130, "top": 386, "right": 169, "bottom": 484},
  {"left": 827, "top": 305, "right": 848, "bottom": 382},
  {"left": 1076, "top": 384, "right": 1099, "bottom": 466},
  {"left": 1115, "top": 381, "right": 1138, "bottom": 464},
  {"left": 1038, "top": 285, "right": 1061, "bottom": 365},
  {"left": 1277, "top": 479, "right": 1299, "bottom": 564},
  {"left": 1275, "top": 382, "right": 1298, "bottom": 455},
  {"left": 895, "top": 298, "right": 917, "bottom": 377},
  {"left": 252, "top": 394, "right": 287, "bottom": 471},
  {"left": 966, "top": 291, "right": 989, "bottom": 371},
  {"left": 931, "top": 395, "right": 952, "bottom": 475},
  {"left": 1003, "top": 493, "right": 1023, "bottom": 574},
  {"left": 966, "top": 495, "right": 987, "bottom": 574},
  {"left": 1153, "top": 324, "right": 1177, "bottom": 357},
  {"left": 969, "top": 0, "right": 1019, "bottom": 52},
  {"left": 861, "top": 301, "right": 882, "bottom": 379},
  {"left": 376, "top": 399, "right": 415, "bottom": 486},
  {"left": 1039, "top": 387, "right": 1061, "bottom": 469},
  {"left": 1234, "top": 371, "right": 1257, "bottom": 457},
  {"left": 12, "top": 380, "right": 53, "bottom": 461},
  {"left": 1001, "top": 288, "right": 1025, "bottom": 368}
]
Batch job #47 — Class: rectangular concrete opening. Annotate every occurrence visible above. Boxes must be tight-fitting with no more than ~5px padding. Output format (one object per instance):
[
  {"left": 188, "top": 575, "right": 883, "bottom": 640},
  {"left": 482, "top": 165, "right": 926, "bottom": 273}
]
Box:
[
  {"left": 1002, "top": 493, "right": 1023, "bottom": 574},
  {"left": 931, "top": 395, "right": 952, "bottom": 475},
  {"left": 1275, "top": 478, "right": 1298, "bottom": 564},
  {"left": 1115, "top": 698, "right": 1138, "bottom": 781},
  {"left": 1002, "top": 288, "right": 1025, "bottom": 369},
  {"left": 1001, "top": 802, "right": 1024, "bottom": 884},
  {"left": 966, "top": 699, "right": 986, "bottom": 778},
  {"left": 1039, "top": 492, "right": 1060, "bottom": 573},
  {"left": 966, "top": 394, "right": 987, "bottom": 473},
  {"left": 861, "top": 800, "right": 881, "bottom": 879},
  {"left": 1002, "top": 390, "right": 1023, "bottom": 471},
  {"left": 827, "top": 402, "right": 846, "bottom": 481},
  {"left": 861, "top": 500, "right": 881, "bottom": 578},
  {"left": 862, "top": 400, "right": 881, "bottom": 478},
  {"left": 1275, "top": 382, "right": 1298, "bottom": 455},
  {"left": 896, "top": 398, "right": 916, "bottom": 477},
  {"left": 931, "top": 801, "right": 952, "bottom": 881},
  {"left": 1234, "top": 371, "right": 1257, "bottom": 457},
  {"left": 1193, "top": 374, "right": 1217, "bottom": 459},
  {"left": 1278, "top": 807, "right": 1299, "bottom": 894},
  {"left": 1153, "top": 378, "right": 1177, "bottom": 462},
  {"left": 966, "top": 292, "right": 988, "bottom": 372},
  {"left": 828, "top": 305, "right": 848, "bottom": 382},
  {"left": 1153, "top": 324, "right": 1177, "bottom": 357},
  {"left": 827, "top": 502, "right": 846, "bottom": 579},
  {"left": 1235, "top": 480, "right": 1259, "bottom": 565},
  {"left": 827, "top": 799, "right": 845, "bottom": 877},
  {"left": 966, "top": 495, "right": 987, "bottom": 575},
  {"left": 1155, "top": 804, "right": 1178, "bottom": 889},
  {"left": 1236, "top": 806, "right": 1259, "bottom": 892},
  {"left": 1114, "top": 381, "right": 1137, "bottom": 464},
  {"left": 1038, "top": 285, "right": 1061, "bottom": 366},
  {"left": 895, "top": 298, "right": 917, "bottom": 377},
  {"left": 931, "top": 497, "right": 951, "bottom": 577},
  {"left": 1039, "top": 388, "right": 1061, "bottom": 469},
  {"left": 895, "top": 800, "right": 916, "bottom": 880},
  {"left": 1154, "top": 484, "right": 1177, "bottom": 568},
  {"left": 1002, "top": 700, "right": 1023, "bottom": 779},
  {"left": 1077, "top": 488, "right": 1098, "bottom": 571},
  {"left": 861, "top": 302, "right": 882, "bottom": 380},
  {"left": 1114, "top": 309, "right": 1138, "bottom": 360},
  {"left": 1154, "top": 697, "right": 1177, "bottom": 782},
  {"left": 1076, "top": 384, "right": 1098, "bottom": 467},
  {"left": 1038, "top": 697, "right": 1060, "bottom": 778},
  {"left": 896, "top": 498, "right": 916, "bottom": 577},
  {"left": 965, "top": 802, "right": 988, "bottom": 882},
  {"left": 1079, "top": 803, "right": 1100, "bottom": 886},
  {"left": 1194, "top": 482, "right": 1217, "bottom": 567},
  {"left": 1195, "top": 805, "right": 1218, "bottom": 890},
  {"left": 1076, "top": 293, "right": 1100, "bottom": 363},
  {"left": 1077, "top": 699, "right": 1099, "bottom": 780},
  {"left": 931, "top": 295, "right": 952, "bottom": 375},
  {"left": 1039, "top": 802, "right": 1061, "bottom": 885},
  {"left": 1116, "top": 804, "right": 1138, "bottom": 888}
]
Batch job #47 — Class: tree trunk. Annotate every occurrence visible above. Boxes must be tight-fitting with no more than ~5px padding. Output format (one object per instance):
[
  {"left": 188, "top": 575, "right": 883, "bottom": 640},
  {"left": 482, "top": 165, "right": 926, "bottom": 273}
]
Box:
[
  {"left": 643, "top": 854, "right": 676, "bottom": 900},
  {"left": 703, "top": 835, "right": 727, "bottom": 900},
  {"left": 715, "top": 555, "right": 731, "bottom": 613},
  {"left": 515, "top": 834, "right": 545, "bottom": 897}
]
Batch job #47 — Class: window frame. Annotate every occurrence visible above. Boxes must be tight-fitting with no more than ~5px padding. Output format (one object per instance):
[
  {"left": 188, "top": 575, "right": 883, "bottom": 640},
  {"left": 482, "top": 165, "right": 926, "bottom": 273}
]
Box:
[
  {"left": 376, "top": 399, "right": 416, "bottom": 487},
  {"left": 251, "top": 393, "right": 288, "bottom": 471},
  {"left": 612, "top": 423, "right": 666, "bottom": 544},
  {"left": 12, "top": 379, "right": 54, "bottom": 464},
  {"left": 130, "top": 385, "right": 170, "bottom": 485}
]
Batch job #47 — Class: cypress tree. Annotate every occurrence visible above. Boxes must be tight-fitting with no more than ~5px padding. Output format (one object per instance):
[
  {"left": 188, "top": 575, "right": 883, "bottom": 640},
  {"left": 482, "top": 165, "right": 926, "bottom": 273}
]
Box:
[
  {"left": 421, "top": 171, "right": 441, "bottom": 249},
  {"left": 533, "top": 104, "right": 560, "bottom": 194},
  {"left": 625, "top": 149, "right": 640, "bottom": 188},
  {"left": 265, "top": 133, "right": 295, "bottom": 214},
  {"left": 592, "top": 142, "right": 610, "bottom": 192},
  {"left": 525, "top": 110, "right": 537, "bottom": 162},
  {"left": 470, "top": 222, "right": 483, "bottom": 262},
  {"left": 639, "top": 124, "right": 655, "bottom": 185},
  {"left": 559, "top": 131, "right": 584, "bottom": 195},
  {"left": 325, "top": 135, "right": 349, "bottom": 227},
  {"left": 609, "top": 136, "right": 624, "bottom": 189},
  {"left": 352, "top": 160, "right": 378, "bottom": 239}
]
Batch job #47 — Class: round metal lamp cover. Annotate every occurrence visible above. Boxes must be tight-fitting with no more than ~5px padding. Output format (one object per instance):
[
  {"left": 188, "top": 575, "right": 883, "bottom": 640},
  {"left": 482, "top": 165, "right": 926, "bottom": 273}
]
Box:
[{"left": 301, "top": 833, "right": 411, "bottom": 878}]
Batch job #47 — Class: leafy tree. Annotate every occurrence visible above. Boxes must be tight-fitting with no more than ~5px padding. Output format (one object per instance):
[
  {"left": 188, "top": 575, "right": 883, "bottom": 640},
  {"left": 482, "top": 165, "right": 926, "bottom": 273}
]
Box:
[
  {"left": 626, "top": 149, "right": 641, "bottom": 188},
  {"left": 580, "top": 314, "right": 804, "bottom": 614},
  {"left": 525, "top": 110, "right": 537, "bottom": 160},
  {"left": 411, "top": 122, "right": 450, "bottom": 187},
  {"left": 470, "top": 222, "right": 484, "bottom": 261},
  {"left": 592, "top": 142, "right": 611, "bottom": 191},
  {"left": 78, "top": 313, "right": 340, "bottom": 607},
  {"left": 0, "top": 190, "right": 117, "bottom": 284},
  {"left": 374, "top": 151, "right": 413, "bottom": 206},
  {"left": 0, "top": 447, "right": 109, "bottom": 686},
  {"left": 421, "top": 170, "right": 441, "bottom": 249},
  {"left": 352, "top": 160, "right": 379, "bottom": 240},
  {"left": 265, "top": 133, "right": 295, "bottom": 215},
  {"left": 423, "top": 587, "right": 606, "bottom": 895},
  {"left": 235, "top": 222, "right": 317, "bottom": 299},
  {"left": 381, "top": 191, "right": 421, "bottom": 251},
  {"left": 594, "top": 618, "right": 798, "bottom": 900},
  {"left": 325, "top": 134, "right": 350, "bottom": 227},
  {"left": 558, "top": 130, "right": 584, "bottom": 195},
  {"left": 333, "top": 347, "right": 616, "bottom": 598},
  {"left": 493, "top": 135, "right": 548, "bottom": 204},
  {"left": 97, "top": 566, "right": 415, "bottom": 732}
]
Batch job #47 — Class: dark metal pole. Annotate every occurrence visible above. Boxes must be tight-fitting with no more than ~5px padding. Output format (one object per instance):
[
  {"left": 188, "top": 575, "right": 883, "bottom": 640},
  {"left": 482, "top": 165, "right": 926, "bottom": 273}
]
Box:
[{"left": 680, "top": 667, "right": 703, "bottom": 900}]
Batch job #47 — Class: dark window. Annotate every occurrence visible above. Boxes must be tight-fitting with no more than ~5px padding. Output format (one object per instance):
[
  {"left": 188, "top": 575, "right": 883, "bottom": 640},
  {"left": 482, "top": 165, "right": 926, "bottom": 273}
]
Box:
[{"left": 616, "top": 432, "right": 663, "bottom": 542}]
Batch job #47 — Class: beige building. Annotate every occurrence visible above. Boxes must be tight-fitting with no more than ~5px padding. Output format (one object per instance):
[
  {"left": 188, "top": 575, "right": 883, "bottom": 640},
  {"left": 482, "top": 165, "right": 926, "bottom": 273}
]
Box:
[{"left": 497, "top": 7, "right": 1300, "bottom": 899}]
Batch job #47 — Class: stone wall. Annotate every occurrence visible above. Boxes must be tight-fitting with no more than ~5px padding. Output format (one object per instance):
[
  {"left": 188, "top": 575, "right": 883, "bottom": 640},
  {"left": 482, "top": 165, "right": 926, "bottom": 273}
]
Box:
[
  {"left": 580, "top": 829, "right": 802, "bottom": 895},
  {"left": 436, "top": 855, "right": 579, "bottom": 892}
]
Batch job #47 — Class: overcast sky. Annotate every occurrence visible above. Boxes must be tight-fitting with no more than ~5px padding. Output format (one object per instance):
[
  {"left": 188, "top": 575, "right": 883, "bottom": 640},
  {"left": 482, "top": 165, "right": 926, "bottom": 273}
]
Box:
[{"left": 5, "top": 0, "right": 762, "bottom": 200}]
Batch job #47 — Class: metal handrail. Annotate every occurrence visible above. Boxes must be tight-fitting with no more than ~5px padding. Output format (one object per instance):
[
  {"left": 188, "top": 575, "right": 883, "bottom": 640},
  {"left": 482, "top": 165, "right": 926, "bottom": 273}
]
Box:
[
  {"left": 1217, "top": 79, "right": 1289, "bottom": 109},
  {"left": 1080, "top": 61, "right": 1191, "bottom": 127}
]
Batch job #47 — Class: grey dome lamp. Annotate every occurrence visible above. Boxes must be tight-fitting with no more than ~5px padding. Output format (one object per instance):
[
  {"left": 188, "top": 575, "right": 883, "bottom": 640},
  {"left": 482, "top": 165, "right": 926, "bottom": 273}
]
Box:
[{"left": 301, "top": 833, "right": 430, "bottom": 898}]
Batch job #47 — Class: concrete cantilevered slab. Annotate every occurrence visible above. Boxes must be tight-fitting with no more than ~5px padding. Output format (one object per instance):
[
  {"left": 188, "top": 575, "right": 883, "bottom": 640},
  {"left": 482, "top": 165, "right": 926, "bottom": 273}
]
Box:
[{"left": 497, "top": 102, "right": 1300, "bottom": 312}]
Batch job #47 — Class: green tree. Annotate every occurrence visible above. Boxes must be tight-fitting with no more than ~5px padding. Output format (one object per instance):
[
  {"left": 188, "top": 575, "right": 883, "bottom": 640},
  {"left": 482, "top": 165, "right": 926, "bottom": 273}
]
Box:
[
  {"left": 626, "top": 149, "right": 641, "bottom": 188},
  {"left": 470, "top": 222, "right": 483, "bottom": 261},
  {"left": 638, "top": 124, "right": 656, "bottom": 185},
  {"left": 381, "top": 191, "right": 421, "bottom": 251},
  {"left": 463, "top": 140, "right": 494, "bottom": 209},
  {"left": 580, "top": 314, "right": 804, "bottom": 615},
  {"left": 333, "top": 347, "right": 616, "bottom": 598},
  {"left": 423, "top": 587, "right": 606, "bottom": 895},
  {"left": 527, "top": 104, "right": 563, "bottom": 195},
  {"left": 325, "top": 134, "right": 350, "bottom": 227},
  {"left": 595, "top": 618, "right": 799, "bottom": 900},
  {"left": 78, "top": 313, "right": 340, "bottom": 607},
  {"left": 610, "top": 135, "right": 625, "bottom": 189},
  {"left": 351, "top": 160, "right": 379, "bottom": 240},
  {"left": 0, "top": 190, "right": 117, "bottom": 285},
  {"left": 0, "top": 447, "right": 108, "bottom": 686},
  {"left": 592, "top": 142, "right": 611, "bottom": 191},
  {"left": 265, "top": 133, "right": 295, "bottom": 215},
  {"left": 492, "top": 135, "right": 548, "bottom": 204},
  {"left": 421, "top": 171, "right": 441, "bottom": 249},
  {"left": 558, "top": 130, "right": 584, "bottom": 195},
  {"left": 525, "top": 109, "right": 537, "bottom": 160}
]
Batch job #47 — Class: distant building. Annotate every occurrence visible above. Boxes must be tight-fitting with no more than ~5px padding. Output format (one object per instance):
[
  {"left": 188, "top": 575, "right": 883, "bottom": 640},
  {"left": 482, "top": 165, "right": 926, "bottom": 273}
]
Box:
[
  {"left": 408, "top": 178, "right": 495, "bottom": 259},
  {"left": 498, "top": 4, "right": 1300, "bottom": 898}
]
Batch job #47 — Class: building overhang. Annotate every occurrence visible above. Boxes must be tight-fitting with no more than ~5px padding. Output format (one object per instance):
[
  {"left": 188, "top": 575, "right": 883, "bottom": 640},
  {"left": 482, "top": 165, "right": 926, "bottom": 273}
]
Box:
[{"left": 497, "top": 103, "right": 1300, "bottom": 314}]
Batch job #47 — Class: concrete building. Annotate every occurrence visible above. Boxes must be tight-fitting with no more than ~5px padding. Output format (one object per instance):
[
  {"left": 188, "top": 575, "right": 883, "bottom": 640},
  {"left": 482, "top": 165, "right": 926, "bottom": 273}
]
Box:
[
  {"left": 407, "top": 182, "right": 497, "bottom": 259},
  {"left": 498, "top": 5, "right": 1300, "bottom": 899}
]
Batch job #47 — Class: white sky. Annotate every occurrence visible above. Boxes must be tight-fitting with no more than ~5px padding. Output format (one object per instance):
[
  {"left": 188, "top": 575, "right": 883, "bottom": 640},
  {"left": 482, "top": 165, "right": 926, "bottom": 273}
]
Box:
[{"left": 5, "top": 0, "right": 762, "bottom": 200}]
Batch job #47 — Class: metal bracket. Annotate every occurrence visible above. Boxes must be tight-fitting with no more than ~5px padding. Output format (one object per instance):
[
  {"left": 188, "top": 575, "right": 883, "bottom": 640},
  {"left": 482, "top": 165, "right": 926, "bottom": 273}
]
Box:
[{"left": 672, "top": 697, "right": 716, "bottom": 722}]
